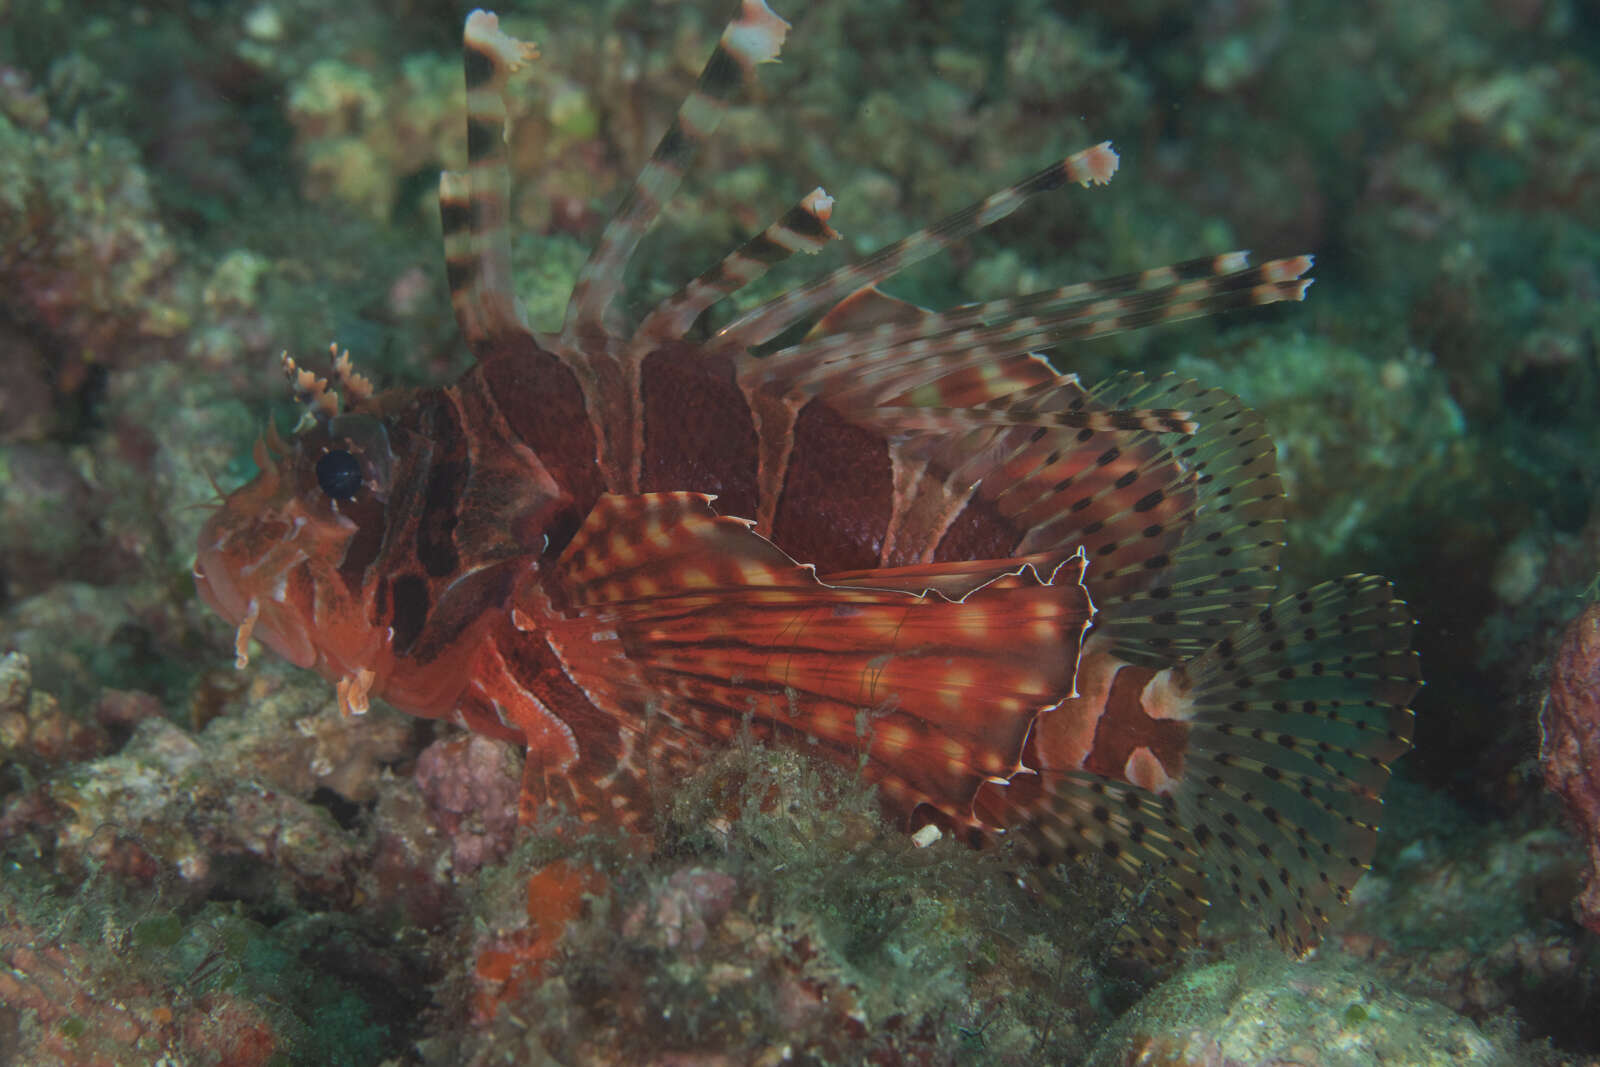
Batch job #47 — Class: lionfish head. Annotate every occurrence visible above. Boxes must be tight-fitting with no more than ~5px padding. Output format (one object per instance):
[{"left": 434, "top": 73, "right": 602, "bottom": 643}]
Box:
[{"left": 194, "top": 350, "right": 407, "bottom": 676}]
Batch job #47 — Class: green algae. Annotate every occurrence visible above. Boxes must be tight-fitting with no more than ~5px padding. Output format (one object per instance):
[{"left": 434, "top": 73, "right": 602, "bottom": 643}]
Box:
[
  {"left": 131, "top": 912, "right": 184, "bottom": 949},
  {"left": 451, "top": 743, "right": 1152, "bottom": 1065},
  {"left": 0, "top": 833, "right": 410, "bottom": 1066}
]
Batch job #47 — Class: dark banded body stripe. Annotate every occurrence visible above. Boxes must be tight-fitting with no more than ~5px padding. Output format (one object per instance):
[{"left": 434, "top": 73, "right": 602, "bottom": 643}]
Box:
[{"left": 461, "top": 338, "right": 1149, "bottom": 576}]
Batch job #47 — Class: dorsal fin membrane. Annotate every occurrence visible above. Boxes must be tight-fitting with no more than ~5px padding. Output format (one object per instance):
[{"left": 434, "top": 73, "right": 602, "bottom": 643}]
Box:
[
  {"left": 746, "top": 254, "right": 1312, "bottom": 406},
  {"left": 901, "top": 373, "right": 1205, "bottom": 586},
  {"left": 806, "top": 283, "right": 935, "bottom": 339},
  {"left": 440, "top": 10, "right": 537, "bottom": 347},
  {"left": 633, "top": 189, "right": 841, "bottom": 347},
  {"left": 564, "top": 0, "right": 792, "bottom": 337}
]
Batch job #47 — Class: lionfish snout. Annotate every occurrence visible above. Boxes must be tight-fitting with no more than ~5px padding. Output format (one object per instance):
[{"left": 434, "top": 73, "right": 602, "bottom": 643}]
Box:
[{"left": 193, "top": 468, "right": 325, "bottom": 673}]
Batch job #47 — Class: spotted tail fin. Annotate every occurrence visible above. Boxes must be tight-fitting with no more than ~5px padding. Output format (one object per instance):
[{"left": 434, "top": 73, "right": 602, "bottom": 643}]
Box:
[
  {"left": 1172, "top": 574, "right": 1418, "bottom": 955},
  {"left": 975, "top": 575, "right": 1417, "bottom": 958}
]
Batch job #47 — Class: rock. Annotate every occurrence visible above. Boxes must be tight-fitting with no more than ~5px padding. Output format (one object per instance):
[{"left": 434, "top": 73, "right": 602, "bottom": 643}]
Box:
[
  {"left": 1088, "top": 949, "right": 1516, "bottom": 1067},
  {"left": 1540, "top": 602, "right": 1600, "bottom": 933}
]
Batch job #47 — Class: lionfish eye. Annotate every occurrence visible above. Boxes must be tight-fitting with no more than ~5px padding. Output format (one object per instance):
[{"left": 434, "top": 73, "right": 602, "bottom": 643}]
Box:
[{"left": 315, "top": 449, "right": 364, "bottom": 500}]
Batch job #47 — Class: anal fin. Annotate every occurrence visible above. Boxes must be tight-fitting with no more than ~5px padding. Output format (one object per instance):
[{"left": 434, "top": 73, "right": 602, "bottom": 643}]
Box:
[{"left": 973, "top": 770, "right": 1210, "bottom": 959}]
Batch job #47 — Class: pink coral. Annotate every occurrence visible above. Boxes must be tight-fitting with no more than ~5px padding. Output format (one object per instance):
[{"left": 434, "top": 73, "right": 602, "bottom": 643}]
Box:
[
  {"left": 1540, "top": 602, "right": 1600, "bottom": 933},
  {"left": 414, "top": 734, "right": 523, "bottom": 876},
  {"left": 621, "top": 867, "right": 739, "bottom": 951}
]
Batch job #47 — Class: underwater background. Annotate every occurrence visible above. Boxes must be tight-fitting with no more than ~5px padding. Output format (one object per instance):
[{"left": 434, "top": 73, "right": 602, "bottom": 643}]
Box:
[{"left": 1, "top": 0, "right": 1597, "bottom": 1062}]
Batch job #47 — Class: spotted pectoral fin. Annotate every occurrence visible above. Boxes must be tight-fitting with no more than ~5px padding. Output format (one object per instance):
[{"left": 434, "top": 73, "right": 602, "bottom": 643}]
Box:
[
  {"left": 968, "top": 576, "right": 1418, "bottom": 960},
  {"left": 1078, "top": 374, "right": 1285, "bottom": 667},
  {"left": 543, "top": 492, "right": 1092, "bottom": 826}
]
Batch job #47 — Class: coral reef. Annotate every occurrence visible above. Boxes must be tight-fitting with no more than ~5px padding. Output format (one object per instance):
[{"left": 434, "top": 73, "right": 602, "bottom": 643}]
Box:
[
  {"left": 0, "top": 69, "right": 186, "bottom": 378},
  {"left": 412, "top": 734, "right": 525, "bottom": 878},
  {"left": 0, "top": 652, "right": 114, "bottom": 775},
  {"left": 1337, "top": 809, "right": 1591, "bottom": 1051},
  {"left": 437, "top": 746, "right": 1141, "bottom": 1065},
  {"left": 0, "top": 910, "right": 281, "bottom": 1067},
  {"left": 0, "top": 0, "right": 1598, "bottom": 1062},
  {"left": 1541, "top": 603, "right": 1600, "bottom": 934},
  {"left": 1087, "top": 949, "right": 1518, "bottom": 1067}
]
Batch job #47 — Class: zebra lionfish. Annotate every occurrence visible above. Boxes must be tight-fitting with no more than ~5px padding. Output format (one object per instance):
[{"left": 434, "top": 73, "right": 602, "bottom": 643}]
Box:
[{"left": 194, "top": 1, "right": 1419, "bottom": 957}]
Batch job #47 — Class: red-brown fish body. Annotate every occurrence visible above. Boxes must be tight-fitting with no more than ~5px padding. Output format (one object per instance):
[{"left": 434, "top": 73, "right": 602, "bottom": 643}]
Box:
[
  {"left": 195, "top": 2, "right": 1417, "bottom": 958},
  {"left": 196, "top": 335, "right": 1102, "bottom": 827}
]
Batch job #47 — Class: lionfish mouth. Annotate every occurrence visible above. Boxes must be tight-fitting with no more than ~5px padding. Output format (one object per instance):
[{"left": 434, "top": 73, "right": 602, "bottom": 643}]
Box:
[{"left": 193, "top": 518, "right": 319, "bottom": 673}]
